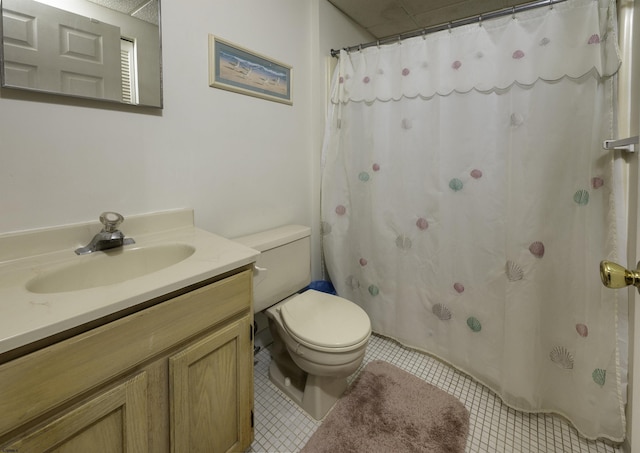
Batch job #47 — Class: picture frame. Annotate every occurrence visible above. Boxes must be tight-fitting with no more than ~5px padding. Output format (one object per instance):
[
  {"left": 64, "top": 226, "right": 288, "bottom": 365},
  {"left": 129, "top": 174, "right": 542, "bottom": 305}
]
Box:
[{"left": 208, "top": 35, "right": 293, "bottom": 105}]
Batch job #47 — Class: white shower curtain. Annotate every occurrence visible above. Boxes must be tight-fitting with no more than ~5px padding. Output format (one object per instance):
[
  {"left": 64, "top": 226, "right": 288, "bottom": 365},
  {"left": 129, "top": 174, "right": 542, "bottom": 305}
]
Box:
[{"left": 321, "top": 0, "right": 627, "bottom": 441}]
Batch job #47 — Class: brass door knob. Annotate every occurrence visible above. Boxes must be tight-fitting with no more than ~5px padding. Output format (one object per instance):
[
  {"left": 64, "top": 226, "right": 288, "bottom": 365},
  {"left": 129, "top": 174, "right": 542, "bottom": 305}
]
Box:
[{"left": 600, "top": 260, "right": 640, "bottom": 290}]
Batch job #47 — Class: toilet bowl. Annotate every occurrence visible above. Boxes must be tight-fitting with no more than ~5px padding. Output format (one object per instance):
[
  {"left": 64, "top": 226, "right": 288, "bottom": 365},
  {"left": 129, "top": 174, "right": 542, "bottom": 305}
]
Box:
[
  {"left": 267, "top": 289, "right": 371, "bottom": 419},
  {"left": 234, "top": 225, "right": 371, "bottom": 419}
]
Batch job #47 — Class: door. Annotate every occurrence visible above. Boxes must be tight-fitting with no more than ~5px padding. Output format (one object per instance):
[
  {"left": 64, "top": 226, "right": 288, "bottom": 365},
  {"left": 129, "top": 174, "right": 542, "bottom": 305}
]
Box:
[{"left": 2, "top": 0, "right": 121, "bottom": 100}]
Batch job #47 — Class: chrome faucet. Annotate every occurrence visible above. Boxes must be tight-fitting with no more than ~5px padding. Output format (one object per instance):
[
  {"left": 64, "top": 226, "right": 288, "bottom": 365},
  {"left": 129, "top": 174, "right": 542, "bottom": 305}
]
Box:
[{"left": 75, "top": 212, "right": 135, "bottom": 255}]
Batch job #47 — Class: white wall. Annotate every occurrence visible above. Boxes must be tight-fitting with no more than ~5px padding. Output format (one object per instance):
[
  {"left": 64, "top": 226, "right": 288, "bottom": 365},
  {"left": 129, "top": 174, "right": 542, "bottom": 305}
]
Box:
[{"left": 0, "top": 0, "right": 367, "bottom": 282}]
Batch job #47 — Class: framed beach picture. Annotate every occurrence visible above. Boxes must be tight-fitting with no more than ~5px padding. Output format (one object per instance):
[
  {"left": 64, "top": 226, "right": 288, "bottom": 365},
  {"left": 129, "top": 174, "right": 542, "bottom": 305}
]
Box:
[{"left": 208, "top": 35, "right": 293, "bottom": 105}]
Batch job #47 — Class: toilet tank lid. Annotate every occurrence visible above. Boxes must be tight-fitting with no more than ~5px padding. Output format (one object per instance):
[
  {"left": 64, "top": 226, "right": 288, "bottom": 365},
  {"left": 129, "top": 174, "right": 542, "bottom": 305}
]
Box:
[{"left": 233, "top": 225, "right": 311, "bottom": 252}]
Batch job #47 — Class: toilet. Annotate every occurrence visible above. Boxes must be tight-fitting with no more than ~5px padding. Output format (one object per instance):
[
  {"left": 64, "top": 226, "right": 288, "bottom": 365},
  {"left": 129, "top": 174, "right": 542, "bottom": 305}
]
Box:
[{"left": 234, "top": 225, "right": 371, "bottom": 420}]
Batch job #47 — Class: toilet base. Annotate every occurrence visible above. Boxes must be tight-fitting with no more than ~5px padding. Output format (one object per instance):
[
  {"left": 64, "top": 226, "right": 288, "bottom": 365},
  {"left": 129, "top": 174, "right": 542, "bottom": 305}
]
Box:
[{"left": 269, "top": 360, "right": 348, "bottom": 420}]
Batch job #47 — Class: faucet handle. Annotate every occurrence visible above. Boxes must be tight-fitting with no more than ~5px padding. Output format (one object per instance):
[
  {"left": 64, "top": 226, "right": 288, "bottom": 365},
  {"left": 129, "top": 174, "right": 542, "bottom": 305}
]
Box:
[{"left": 99, "top": 212, "right": 124, "bottom": 232}]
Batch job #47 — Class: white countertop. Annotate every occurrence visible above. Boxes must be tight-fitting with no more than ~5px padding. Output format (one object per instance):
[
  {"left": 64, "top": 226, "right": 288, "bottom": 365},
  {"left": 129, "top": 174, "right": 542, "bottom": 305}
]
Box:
[{"left": 0, "top": 209, "right": 259, "bottom": 355}]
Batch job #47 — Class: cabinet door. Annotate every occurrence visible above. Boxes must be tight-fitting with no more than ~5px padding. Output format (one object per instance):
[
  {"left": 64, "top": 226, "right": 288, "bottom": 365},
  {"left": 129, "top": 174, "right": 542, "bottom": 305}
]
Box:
[
  {"left": 2, "top": 372, "right": 148, "bottom": 453},
  {"left": 170, "top": 316, "right": 253, "bottom": 453}
]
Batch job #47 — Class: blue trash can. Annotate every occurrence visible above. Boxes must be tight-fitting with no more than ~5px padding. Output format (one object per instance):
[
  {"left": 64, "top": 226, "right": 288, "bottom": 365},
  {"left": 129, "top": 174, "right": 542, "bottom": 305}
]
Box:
[{"left": 306, "top": 280, "right": 337, "bottom": 295}]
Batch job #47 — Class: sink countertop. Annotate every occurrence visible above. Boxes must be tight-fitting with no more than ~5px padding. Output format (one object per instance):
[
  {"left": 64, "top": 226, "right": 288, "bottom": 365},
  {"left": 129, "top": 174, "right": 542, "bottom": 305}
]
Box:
[{"left": 0, "top": 209, "right": 259, "bottom": 355}]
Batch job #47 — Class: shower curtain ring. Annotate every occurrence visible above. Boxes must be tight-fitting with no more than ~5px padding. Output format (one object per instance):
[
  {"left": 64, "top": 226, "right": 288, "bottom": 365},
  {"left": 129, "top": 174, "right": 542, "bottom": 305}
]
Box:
[
  {"left": 512, "top": 6, "right": 516, "bottom": 19},
  {"left": 376, "top": 40, "right": 380, "bottom": 48},
  {"left": 478, "top": 15, "right": 482, "bottom": 27},
  {"left": 448, "top": 22, "right": 452, "bottom": 33},
  {"left": 422, "top": 29, "right": 426, "bottom": 39}
]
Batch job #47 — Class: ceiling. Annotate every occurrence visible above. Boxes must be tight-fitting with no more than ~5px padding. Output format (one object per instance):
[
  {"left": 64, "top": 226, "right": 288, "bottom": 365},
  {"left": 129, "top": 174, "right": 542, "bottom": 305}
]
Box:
[
  {"left": 86, "top": 0, "right": 159, "bottom": 25},
  {"left": 327, "top": 0, "right": 540, "bottom": 40}
]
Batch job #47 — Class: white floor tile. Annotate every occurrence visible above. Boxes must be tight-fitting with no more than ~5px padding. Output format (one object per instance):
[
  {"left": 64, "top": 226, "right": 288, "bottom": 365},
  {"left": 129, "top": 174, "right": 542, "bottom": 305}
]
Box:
[{"left": 248, "top": 334, "right": 623, "bottom": 453}]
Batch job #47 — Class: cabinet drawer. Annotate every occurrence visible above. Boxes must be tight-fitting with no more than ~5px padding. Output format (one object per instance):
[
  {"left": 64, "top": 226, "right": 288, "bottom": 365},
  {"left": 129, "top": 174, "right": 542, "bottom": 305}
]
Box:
[{"left": 0, "top": 269, "right": 251, "bottom": 438}]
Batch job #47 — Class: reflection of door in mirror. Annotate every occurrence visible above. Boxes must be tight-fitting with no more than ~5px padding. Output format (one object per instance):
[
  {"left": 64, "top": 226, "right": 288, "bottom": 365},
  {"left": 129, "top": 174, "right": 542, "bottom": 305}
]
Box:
[{"left": 2, "top": 0, "right": 122, "bottom": 101}]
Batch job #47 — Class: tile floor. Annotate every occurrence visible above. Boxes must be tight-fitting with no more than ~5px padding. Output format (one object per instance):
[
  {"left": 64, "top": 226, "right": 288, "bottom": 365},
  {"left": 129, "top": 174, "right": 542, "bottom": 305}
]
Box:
[{"left": 248, "top": 333, "right": 623, "bottom": 453}]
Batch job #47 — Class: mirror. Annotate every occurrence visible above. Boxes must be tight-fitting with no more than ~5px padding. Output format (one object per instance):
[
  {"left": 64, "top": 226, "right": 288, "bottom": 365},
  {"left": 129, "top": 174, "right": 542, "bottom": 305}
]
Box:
[{"left": 0, "top": 0, "right": 162, "bottom": 107}]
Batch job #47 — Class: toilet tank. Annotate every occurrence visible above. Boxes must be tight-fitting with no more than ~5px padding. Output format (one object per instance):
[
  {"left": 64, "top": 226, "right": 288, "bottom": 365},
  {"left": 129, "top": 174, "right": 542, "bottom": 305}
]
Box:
[{"left": 234, "top": 225, "right": 311, "bottom": 313}]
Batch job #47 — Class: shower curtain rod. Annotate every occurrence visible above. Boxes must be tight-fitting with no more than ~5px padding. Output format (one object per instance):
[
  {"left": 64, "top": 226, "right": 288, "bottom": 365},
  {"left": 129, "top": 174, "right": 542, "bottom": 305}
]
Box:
[{"left": 330, "top": 0, "right": 567, "bottom": 58}]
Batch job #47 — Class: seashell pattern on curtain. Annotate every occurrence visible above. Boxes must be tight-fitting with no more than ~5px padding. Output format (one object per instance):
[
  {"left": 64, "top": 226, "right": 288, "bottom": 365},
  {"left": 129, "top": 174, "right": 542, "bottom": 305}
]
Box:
[{"left": 321, "top": 0, "right": 627, "bottom": 442}]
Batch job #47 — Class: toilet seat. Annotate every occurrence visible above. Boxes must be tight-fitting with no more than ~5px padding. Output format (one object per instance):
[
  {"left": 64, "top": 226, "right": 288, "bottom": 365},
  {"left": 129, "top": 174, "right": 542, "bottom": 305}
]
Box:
[{"left": 279, "top": 290, "right": 371, "bottom": 353}]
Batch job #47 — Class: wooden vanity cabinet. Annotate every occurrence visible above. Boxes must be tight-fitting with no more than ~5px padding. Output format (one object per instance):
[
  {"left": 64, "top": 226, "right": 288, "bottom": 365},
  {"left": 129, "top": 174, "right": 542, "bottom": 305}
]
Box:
[{"left": 0, "top": 268, "right": 254, "bottom": 453}]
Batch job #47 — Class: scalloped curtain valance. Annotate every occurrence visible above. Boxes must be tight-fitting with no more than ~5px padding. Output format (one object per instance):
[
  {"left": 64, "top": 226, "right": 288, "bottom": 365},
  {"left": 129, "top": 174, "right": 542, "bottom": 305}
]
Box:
[{"left": 332, "top": 0, "right": 620, "bottom": 103}]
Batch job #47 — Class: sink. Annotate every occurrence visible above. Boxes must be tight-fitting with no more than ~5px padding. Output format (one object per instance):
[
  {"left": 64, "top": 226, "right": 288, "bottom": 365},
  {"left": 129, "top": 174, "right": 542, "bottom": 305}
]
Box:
[{"left": 27, "top": 244, "right": 196, "bottom": 294}]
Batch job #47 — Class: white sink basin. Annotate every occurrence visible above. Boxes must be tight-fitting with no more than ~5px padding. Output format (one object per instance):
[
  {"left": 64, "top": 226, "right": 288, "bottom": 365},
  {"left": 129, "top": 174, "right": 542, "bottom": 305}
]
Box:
[{"left": 26, "top": 244, "right": 196, "bottom": 294}]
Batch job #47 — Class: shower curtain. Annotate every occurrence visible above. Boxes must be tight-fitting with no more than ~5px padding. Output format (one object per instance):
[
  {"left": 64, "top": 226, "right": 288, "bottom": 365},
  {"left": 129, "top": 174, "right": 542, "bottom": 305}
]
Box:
[{"left": 321, "top": 0, "right": 626, "bottom": 441}]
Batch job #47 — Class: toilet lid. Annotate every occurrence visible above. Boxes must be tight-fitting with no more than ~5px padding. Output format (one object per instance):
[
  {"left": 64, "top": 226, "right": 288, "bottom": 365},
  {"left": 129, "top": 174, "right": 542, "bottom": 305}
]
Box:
[{"left": 279, "top": 290, "right": 371, "bottom": 349}]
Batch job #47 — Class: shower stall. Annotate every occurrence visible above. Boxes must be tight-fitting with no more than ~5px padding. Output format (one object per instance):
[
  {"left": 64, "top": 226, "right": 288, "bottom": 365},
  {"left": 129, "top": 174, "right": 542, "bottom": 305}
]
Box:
[{"left": 321, "top": 0, "right": 639, "bottom": 446}]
